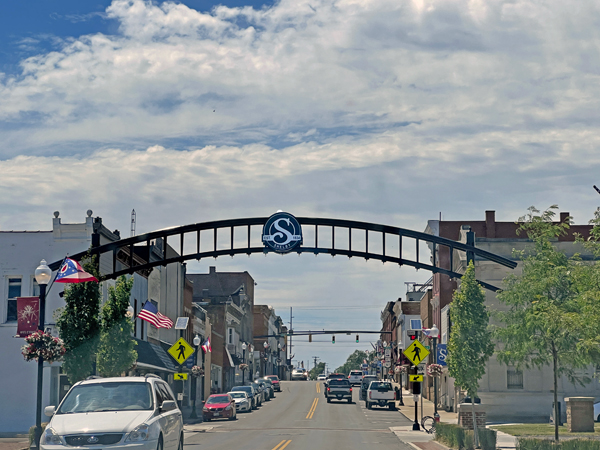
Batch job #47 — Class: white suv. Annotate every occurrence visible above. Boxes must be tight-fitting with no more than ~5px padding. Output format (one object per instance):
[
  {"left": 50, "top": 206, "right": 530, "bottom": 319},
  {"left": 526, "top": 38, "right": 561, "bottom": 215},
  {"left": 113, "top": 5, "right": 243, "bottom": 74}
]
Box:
[
  {"left": 348, "top": 370, "right": 364, "bottom": 385},
  {"left": 41, "top": 375, "right": 183, "bottom": 450}
]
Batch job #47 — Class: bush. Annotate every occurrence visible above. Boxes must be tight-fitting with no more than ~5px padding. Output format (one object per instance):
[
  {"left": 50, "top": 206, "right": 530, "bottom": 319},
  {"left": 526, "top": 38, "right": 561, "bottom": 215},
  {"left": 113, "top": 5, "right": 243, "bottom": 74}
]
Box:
[
  {"left": 29, "top": 423, "right": 48, "bottom": 447},
  {"left": 435, "top": 422, "right": 496, "bottom": 450},
  {"left": 517, "top": 438, "right": 600, "bottom": 450}
]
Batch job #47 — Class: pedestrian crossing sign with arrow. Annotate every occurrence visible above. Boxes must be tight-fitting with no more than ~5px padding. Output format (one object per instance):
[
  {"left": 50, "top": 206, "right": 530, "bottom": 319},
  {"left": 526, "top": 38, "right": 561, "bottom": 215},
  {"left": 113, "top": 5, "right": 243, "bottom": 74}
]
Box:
[
  {"left": 403, "top": 340, "right": 430, "bottom": 366},
  {"left": 174, "top": 373, "right": 188, "bottom": 381},
  {"left": 168, "top": 337, "right": 194, "bottom": 365}
]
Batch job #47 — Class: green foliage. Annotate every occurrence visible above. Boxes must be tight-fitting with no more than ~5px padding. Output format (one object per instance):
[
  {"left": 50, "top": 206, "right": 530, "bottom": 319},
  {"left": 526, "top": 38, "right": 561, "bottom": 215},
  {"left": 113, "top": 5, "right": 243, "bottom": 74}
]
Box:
[
  {"left": 335, "top": 350, "right": 369, "bottom": 375},
  {"left": 309, "top": 362, "right": 326, "bottom": 380},
  {"left": 496, "top": 206, "right": 600, "bottom": 441},
  {"left": 435, "top": 422, "right": 496, "bottom": 450},
  {"left": 29, "top": 422, "right": 48, "bottom": 447},
  {"left": 447, "top": 261, "right": 494, "bottom": 398},
  {"left": 517, "top": 438, "right": 600, "bottom": 450},
  {"left": 97, "top": 276, "right": 137, "bottom": 377},
  {"left": 55, "top": 254, "right": 101, "bottom": 384}
]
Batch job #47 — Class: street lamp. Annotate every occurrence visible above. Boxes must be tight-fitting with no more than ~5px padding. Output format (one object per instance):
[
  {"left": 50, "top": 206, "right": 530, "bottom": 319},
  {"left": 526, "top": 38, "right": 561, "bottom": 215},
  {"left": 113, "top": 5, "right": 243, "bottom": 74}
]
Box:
[
  {"left": 190, "top": 334, "right": 202, "bottom": 420},
  {"left": 34, "top": 260, "right": 52, "bottom": 450},
  {"left": 430, "top": 324, "right": 440, "bottom": 422},
  {"left": 263, "top": 341, "right": 268, "bottom": 376},
  {"left": 278, "top": 343, "right": 282, "bottom": 379},
  {"left": 241, "top": 342, "right": 247, "bottom": 384}
]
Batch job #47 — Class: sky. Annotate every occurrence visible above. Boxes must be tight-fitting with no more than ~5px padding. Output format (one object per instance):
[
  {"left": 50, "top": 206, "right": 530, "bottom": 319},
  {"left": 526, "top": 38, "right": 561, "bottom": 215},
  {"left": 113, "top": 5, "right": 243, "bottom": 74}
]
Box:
[{"left": 2, "top": 0, "right": 600, "bottom": 371}]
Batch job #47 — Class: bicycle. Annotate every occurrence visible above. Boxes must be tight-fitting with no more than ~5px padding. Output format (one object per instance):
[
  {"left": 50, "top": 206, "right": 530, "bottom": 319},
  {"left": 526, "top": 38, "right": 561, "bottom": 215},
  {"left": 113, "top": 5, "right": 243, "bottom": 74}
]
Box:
[{"left": 421, "top": 416, "right": 436, "bottom": 435}]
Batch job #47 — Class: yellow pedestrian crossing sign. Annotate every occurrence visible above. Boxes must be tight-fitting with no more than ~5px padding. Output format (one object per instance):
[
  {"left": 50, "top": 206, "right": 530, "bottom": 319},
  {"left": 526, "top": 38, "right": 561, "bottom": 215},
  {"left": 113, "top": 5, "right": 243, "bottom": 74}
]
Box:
[
  {"left": 174, "top": 373, "right": 188, "bottom": 381},
  {"left": 403, "top": 340, "right": 430, "bottom": 366},
  {"left": 168, "top": 337, "right": 194, "bottom": 365},
  {"left": 409, "top": 375, "right": 423, "bottom": 382}
]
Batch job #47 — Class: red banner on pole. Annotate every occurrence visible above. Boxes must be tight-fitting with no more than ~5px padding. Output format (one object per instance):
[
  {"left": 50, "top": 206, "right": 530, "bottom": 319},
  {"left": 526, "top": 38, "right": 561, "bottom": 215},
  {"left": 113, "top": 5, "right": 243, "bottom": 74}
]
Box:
[{"left": 17, "top": 297, "right": 40, "bottom": 338}]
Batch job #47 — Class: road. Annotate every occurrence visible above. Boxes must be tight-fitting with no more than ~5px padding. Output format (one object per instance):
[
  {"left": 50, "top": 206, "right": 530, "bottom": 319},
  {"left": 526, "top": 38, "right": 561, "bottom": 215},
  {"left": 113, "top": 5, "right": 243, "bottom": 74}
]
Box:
[{"left": 184, "top": 381, "right": 414, "bottom": 450}]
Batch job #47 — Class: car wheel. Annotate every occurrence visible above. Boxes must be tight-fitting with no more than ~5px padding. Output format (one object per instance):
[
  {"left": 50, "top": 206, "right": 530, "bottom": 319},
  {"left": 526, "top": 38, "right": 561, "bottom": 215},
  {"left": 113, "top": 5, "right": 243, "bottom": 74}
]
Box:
[
  {"left": 157, "top": 436, "right": 163, "bottom": 450},
  {"left": 327, "top": 397, "right": 331, "bottom": 403},
  {"left": 205, "top": 417, "right": 211, "bottom": 422},
  {"left": 229, "top": 412, "right": 237, "bottom": 421},
  {"left": 366, "top": 402, "right": 371, "bottom": 410},
  {"left": 348, "top": 398, "right": 352, "bottom": 404},
  {"left": 389, "top": 403, "right": 396, "bottom": 411},
  {"left": 177, "top": 435, "right": 183, "bottom": 450}
]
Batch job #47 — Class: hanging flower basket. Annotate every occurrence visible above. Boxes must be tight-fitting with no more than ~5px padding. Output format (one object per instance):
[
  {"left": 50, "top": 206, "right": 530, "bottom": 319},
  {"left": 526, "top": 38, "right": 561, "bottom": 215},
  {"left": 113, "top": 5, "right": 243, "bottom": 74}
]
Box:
[
  {"left": 190, "top": 365, "right": 204, "bottom": 377},
  {"left": 394, "top": 365, "right": 408, "bottom": 374},
  {"left": 239, "top": 363, "right": 249, "bottom": 371},
  {"left": 21, "top": 331, "right": 65, "bottom": 363},
  {"left": 427, "top": 363, "right": 443, "bottom": 377}
]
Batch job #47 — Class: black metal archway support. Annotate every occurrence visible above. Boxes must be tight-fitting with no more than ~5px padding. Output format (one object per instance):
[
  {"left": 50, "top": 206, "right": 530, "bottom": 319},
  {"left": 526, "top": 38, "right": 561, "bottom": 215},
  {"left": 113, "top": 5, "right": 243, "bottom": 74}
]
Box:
[{"left": 49, "top": 216, "right": 516, "bottom": 291}]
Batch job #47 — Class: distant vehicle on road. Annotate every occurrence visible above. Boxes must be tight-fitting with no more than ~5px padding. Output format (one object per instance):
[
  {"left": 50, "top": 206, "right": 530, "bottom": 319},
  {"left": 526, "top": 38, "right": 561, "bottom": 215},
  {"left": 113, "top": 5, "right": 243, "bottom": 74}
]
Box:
[
  {"left": 317, "top": 374, "right": 327, "bottom": 381},
  {"left": 292, "top": 369, "right": 306, "bottom": 381},
  {"left": 348, "top": 370, "right": 364, "bottom": 385},
  {"left": 325, "top": 379, "right": 353, "bottom": 403},
  {"left": 324, "top": 373, "right": 346, "bottom": 388},
  {"left": 360, "top": 375, "right": 378, "bottom": 401},
  {"left": 366, "top": 381, "right": 396, "bottom": 410}
]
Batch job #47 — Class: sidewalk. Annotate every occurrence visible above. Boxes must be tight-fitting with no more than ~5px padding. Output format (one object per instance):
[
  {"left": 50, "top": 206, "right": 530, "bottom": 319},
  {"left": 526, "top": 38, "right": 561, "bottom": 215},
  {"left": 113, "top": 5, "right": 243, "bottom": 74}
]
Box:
[
  {"left": 390, "top": 386, "right": 516, "bottom": 450},
  {"left": 0, "top": 436, "right": 29, "bottom": 450}
]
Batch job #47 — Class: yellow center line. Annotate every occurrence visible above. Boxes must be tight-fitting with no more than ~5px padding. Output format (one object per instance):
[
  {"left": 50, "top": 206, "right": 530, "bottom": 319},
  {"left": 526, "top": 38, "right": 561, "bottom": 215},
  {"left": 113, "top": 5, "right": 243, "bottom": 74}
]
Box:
[
  {"left": 316, "top": 383, "right": 320, "bottom": 393},
  {"left": 306, "top": 397, "right": 318, "bottom": 419},
  {"left": 273, "top": 439, "right": 292, "bottom": 450}
]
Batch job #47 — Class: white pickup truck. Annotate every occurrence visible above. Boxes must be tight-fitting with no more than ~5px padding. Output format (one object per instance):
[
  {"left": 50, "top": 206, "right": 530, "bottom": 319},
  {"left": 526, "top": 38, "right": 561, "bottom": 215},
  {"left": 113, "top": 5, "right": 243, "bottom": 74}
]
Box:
[{"left": 365, "top": 381, "right": 397, "bottom": 410}]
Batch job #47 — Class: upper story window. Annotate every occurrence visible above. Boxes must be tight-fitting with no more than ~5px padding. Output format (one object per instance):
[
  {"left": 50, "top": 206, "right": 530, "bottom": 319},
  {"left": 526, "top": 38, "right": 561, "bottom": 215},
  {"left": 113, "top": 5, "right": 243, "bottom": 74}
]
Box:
[
  {"left": 7, "top": 278, "right": 22, "bottom": 322},
  {"left": 32, "top": 280, "right": 40, "bottom": 297},
  {"left": 228, "top": 328, "right": 233, "bottom": 344}
]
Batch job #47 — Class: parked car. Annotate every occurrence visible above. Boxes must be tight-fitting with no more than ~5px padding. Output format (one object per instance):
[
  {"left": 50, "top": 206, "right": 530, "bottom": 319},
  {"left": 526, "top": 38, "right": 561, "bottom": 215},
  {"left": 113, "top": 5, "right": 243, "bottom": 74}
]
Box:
[
  {"left": 261, "top": 378, "right": 276, "bottom": 398},
  {"left": 317, "top": 374, "right": 327, "bottom": 381},
  {"left": 325, "top": 379, "right": 353, "bottom": 403},
  {"left": 250, "top": 382, "right": 264, "bottom": 405},
  {"left": 203, "top": 394, "right": 237, "bottom": 421},
  {"left": 595, "top": 401, "right": 600, "bottom": 422},
  {"left": 348, "top": 370, "right": 364, "bottom": 386},
  {"left": 254, "top": 379, "right": 272, "bottom": 401},
  {"left": 230, "top": 385, "right": 258, "bottom": 410},
  {"left": 366, "top": 381, "right": 396, "bottom": 410},
  {"left": 359, "top": 375, "right": 378, "bottom": 401},
  {"left": 41, "top": 375, "right": 183, "bottom": 450},
  {"left": 228, "top": 391, "right": 252, "bottom": 413},
  {"left": 264, "top": 375, "right": 281, "bottom": 392},
  {"left": 291, "top": 369, "right": 306, "bottom": 381}
]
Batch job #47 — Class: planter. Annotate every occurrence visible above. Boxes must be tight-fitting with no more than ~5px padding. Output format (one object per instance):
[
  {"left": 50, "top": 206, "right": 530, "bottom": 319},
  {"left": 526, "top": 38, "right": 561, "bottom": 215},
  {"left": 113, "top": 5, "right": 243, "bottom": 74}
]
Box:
[{"left": 21, "top": 331, "right": 65, "bottom": 363}]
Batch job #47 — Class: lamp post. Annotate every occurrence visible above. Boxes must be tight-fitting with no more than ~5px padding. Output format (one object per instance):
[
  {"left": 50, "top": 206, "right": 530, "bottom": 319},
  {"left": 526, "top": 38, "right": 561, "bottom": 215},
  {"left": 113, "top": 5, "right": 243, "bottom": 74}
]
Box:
[
  {"left": 278, "top": 343, "right": 282, "bottom": 379},
  {"left": 430, "top": 324, "right": 440, "bottom": 422},
  {"left": 241, "top": 342, "right": 247, "bottom": 384},
  {"left": 34, "top": 260, "right": 52, "bottom": 450},
  {"left": 263, "top": 341, "right": 268, "bottom": 376},
  {"left": 190, "top": 334, "right": 201, "bottom": 419}
]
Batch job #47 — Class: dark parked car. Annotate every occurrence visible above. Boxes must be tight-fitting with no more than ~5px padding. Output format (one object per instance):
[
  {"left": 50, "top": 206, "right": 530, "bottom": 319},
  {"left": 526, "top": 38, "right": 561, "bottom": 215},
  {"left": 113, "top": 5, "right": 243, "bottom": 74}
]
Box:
[
  {"left": 360, "top": 375, "right": 378, "bottom": 401},
  {"left": 254, "top": 379, "right": 272, "bottom": 401},
  {"left": 264, "top": 375, "right": 281, "bottom": 392},
  {"left": 261, "top": 378, "right": 276, "bottom": 398}
]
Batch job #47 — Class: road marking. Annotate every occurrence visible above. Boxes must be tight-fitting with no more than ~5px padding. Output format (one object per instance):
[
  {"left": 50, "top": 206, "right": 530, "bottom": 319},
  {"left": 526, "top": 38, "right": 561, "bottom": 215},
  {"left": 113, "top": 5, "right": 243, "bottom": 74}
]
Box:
[
  {"left": 316, "top": 383, "right": 320, "bottom": 393},
  {"left": 306, "top": 397, "right": 318, "bottom": 419},
  {"left": 273, "top": 439, "right": 292, "bottom": 450}
]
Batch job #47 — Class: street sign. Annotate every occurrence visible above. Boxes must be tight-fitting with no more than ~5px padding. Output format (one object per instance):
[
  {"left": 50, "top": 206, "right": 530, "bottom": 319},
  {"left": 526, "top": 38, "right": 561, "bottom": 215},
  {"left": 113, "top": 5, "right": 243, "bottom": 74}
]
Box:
[
  {"left": 174, "top": 373, "right": 188, "bottom": 381},
  {"left": 384, "top": 348, "right": 391, "bottom": 358},
  {"left": 403, "top": 340, "right": 430, "bottom": 366},
  {"left": 437, "top": 344, "right": 448, "bottom": 366},
  {"left": 417, "top": 367, "right": 425, "bottom": 375},
  {"left": 174, "top": 317, "right": 189, "bottom": 330},
  {"left": 409, "top": 375, "right": 423, "bottom": 382},
  {"left": 168, "top": 337, "right": 195, "bottom": 365},
  {"left": 384, "top": 361, "right": 391, "bottom": 368}
]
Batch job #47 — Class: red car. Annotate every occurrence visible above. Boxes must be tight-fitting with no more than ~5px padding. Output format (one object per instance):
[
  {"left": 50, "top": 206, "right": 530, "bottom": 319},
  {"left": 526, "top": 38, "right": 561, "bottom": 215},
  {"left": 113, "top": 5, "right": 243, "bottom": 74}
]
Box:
[
  {"left": 264, "top": 375, "right": 281, "bottom": 392},
  {"left": 203, "top": 394, "right": 237, "bottom": 421}
]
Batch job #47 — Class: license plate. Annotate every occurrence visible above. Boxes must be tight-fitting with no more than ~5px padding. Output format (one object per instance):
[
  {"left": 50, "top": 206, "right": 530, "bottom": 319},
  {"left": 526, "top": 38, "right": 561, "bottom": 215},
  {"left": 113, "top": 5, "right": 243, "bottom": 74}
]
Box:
[{"left": 214, "top": 413, "right": 220, "bottom": 416}]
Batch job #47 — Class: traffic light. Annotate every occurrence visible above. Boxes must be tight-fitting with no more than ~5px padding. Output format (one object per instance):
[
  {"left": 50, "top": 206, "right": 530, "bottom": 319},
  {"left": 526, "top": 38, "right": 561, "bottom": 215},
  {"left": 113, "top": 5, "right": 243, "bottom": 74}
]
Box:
[
  {"left": 410, "top": 334, "right": 417, "bottom": 340},
  {"left": 332, "top": 335, "right": 335, "bottom": 344},
  {"left": 309, "top": 334, "right": 312, "bottom": 343},
  {"left": 356, "top": 334, "right": 359, "bottom": 343}
]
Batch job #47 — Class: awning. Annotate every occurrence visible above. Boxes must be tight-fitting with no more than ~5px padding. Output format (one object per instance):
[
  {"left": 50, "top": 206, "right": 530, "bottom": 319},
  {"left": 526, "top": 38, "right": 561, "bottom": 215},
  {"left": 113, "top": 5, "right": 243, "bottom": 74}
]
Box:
[
  {"left": 225, "top": 346, "right": 235, "bottom": 367},
  {"left": 135, "top": 338, "right": 178, "bottom": 373}
]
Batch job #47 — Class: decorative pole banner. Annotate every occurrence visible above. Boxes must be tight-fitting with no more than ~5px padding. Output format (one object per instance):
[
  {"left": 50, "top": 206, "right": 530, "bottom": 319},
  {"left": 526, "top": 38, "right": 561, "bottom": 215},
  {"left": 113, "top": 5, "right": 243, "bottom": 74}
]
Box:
[{"left": 17, "top": 297, "right": 40, "bottom": 337}]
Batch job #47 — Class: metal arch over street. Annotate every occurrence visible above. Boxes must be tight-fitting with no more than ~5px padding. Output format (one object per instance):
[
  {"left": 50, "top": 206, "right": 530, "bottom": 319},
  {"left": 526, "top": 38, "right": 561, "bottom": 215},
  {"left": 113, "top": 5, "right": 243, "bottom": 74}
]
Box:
[{"left": 48, "top": 216, "right": 517, "bottom": 291}]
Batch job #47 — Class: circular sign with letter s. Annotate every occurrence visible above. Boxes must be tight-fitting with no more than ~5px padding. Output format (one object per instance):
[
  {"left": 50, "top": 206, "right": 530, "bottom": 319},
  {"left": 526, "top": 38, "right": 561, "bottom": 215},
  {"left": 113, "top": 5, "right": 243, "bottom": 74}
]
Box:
[{"left": 262, "top": 212, "right": 303, "bottom": 253}]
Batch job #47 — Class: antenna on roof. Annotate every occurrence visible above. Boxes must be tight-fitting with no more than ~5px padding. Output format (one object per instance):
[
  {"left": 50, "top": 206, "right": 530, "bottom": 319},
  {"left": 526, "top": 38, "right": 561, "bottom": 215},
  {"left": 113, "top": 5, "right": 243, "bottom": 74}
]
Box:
[{"left": 131, "top": 209, "right": 136, "bottom": 237}]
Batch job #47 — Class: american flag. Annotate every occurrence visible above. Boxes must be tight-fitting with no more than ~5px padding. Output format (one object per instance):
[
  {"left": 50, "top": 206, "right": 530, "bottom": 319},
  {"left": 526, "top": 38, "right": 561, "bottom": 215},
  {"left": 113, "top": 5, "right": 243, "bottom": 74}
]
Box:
[
  {"left": 137, "top": 302, "right": 173, "bottom": 329},
  {"left": 201, "top": 337, "right": 212, "bottom": 353}
]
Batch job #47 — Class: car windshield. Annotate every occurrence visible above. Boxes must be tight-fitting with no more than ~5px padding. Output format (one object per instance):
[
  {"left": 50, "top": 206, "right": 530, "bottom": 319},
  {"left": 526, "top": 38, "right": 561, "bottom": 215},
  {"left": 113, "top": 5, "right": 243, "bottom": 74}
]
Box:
[
  {"left": 350, "top": 371, "right": 362, "bottom": 375},
  {"left": 207, "top": 396, "right": 229, "bottom": 404},
  {"left": 370, "top": 382, "right": 392, "bottom": 390},
  {"left": 232, "top": 387, "right": 251, "bottom": 393},
  {"left": 229, "top": 392, "right": 246, "bottom": 399},
  {"left": 329, "top": 380, "right": 350, "bottom": 386},
  {"left": 57, "top": 382, "right": 153, "bottom": 414}
]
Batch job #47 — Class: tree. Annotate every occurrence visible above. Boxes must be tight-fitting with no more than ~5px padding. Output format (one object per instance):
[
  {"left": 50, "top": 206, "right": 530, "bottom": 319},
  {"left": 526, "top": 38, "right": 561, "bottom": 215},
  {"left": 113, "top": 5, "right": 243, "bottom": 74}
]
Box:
[
  {"left": 496, "top": 206, "right": 598, "bottom": 442},
  {"left": 97, "top": 275, "right": 137, "bottom": 377},
  {"left": 448, "top": 261, "right": 494, "bottom": 447},
  {"left": 335, "top": 350, "right": 368, "bottom": 375},
  {"left": 309, "top": 362, "right": 326, "bottom": 380},
  {"left": 55, "top": 255, "right": 101, "bottom": 384}
]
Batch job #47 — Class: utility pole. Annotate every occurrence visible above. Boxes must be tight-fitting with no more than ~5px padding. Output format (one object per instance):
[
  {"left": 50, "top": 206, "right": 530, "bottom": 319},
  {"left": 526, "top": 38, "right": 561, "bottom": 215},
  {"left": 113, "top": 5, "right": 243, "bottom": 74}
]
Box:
[
  {"left": 289, "top": 307, "right": 293, "bottom": 366},
  {"left": 312, "top": 356, "right": 319, "bottom": 373}
]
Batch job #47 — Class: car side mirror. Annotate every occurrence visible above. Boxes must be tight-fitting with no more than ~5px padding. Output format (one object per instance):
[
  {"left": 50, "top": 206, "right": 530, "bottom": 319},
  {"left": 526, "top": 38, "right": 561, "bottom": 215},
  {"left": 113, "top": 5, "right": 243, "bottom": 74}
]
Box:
[
  {"left": 160, "top": 400, "right": 177, "bottom": 412},
  {"left": 44, "top": 406, "right": 56, "bottom": 417}
]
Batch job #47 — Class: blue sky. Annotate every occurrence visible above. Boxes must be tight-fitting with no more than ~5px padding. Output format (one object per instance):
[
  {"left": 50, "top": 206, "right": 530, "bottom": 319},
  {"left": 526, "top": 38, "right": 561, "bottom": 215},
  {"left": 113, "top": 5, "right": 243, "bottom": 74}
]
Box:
[{"left": 2, "top": 0, "right": 600, "bottom": 370}]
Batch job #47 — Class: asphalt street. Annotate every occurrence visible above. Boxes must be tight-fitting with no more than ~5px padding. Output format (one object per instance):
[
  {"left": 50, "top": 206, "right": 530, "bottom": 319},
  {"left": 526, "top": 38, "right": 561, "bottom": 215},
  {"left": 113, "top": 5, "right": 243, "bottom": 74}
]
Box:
[{"left": 184, "top": 381, "right": 414, "bottom": 450}]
